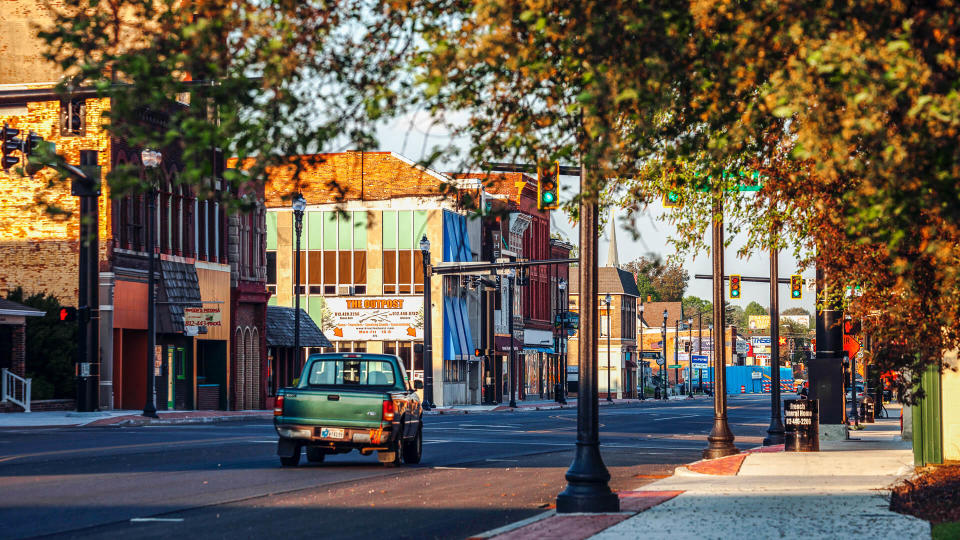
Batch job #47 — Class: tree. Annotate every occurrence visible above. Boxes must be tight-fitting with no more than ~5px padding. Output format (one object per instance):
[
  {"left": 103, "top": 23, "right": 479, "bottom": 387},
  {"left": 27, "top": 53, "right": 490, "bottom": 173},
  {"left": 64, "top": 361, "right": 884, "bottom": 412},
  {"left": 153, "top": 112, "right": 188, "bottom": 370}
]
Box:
[
  {"left": 744, "top": 301, "right": 768, "bottom": 318},
  {"left": 6, "top": 288, "right": 76, "bottom": 400},
  {"left": 39, "top": 0, "right": 416, "bottom": 213},
  {"left": 782, "top": 307, "right": 811, "bottom": 317},
  {"left": 682, "top": 296, "right": 712, "bottom": 325},
  {"left": 622, "top": 257, "right": 689, "bottom": 303}
]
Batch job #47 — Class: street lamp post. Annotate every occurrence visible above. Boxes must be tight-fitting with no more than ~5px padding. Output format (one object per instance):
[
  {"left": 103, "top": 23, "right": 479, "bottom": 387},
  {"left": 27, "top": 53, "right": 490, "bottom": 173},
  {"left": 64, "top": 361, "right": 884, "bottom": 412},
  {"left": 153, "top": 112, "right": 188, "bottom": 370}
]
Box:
[
  {"left": 661, "top": 309, "right": 668, "bottom": 400},
  {"left": 141, "top": 149, "right": 162, "bottom": 418},
  {"left": 687, "top": 318, "right": 694, "bottom": 397},
  {"left": 638, "top": 304, "right": 645, "bottom": 400},
  {"left": 675, "top": 319, "right": 680, "bottom": 397},
  {"left": 558, "top": 278, "right": 567, "bottom": 404},
  {"left": 419, "top": 235, "right": 435, "bottom": 410},
  {"left": 292, "top": 194, "right": 306, "bottom": 378},
  {"left": 698, "top": 311, "right": 704, "bottom": 394},
  {"left": 507, "top": 269, "right": 517, "bottom": 408},
  {"left": 604, "top": 294, "right": 613, "bottom": 402},
  {"left": 764, "top": 247, "right": 786, "bottom": 446}
]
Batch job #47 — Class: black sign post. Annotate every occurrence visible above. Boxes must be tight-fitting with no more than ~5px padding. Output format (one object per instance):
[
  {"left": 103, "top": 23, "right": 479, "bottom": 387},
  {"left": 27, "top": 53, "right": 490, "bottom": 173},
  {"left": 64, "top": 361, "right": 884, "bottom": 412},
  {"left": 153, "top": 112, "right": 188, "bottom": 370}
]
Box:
[{"left": 784, "top": 399, "right": 819, "bottom": 452}]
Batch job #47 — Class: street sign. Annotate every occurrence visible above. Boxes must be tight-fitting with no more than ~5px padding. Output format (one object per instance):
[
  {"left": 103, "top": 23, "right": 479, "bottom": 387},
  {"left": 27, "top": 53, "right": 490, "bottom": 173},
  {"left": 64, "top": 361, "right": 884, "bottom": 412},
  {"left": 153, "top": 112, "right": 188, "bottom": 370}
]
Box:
[
  {"left": 667, "top": 364, "right": 682, "bottom": 369},
  {"left": 751, "top": 371, "right": 762, "bottom": 380},
  {"left": 691, "top": 354, "right": 709, "bottom": 368}
]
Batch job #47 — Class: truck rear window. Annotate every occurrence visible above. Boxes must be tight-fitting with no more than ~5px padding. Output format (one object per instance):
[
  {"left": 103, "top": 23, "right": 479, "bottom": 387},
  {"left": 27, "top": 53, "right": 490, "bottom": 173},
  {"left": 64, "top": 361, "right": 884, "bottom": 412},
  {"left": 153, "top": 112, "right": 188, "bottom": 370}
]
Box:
[{"left": 306, "top": 359, "right": 397, "bottom": 387}]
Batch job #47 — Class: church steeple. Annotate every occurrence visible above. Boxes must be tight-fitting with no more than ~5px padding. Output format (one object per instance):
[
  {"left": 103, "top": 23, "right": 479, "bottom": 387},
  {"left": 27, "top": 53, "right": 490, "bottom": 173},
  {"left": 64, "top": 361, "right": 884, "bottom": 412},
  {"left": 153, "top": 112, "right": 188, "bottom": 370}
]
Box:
[{"left": 607, "top": 207, "right": 619, "bottom": 268}]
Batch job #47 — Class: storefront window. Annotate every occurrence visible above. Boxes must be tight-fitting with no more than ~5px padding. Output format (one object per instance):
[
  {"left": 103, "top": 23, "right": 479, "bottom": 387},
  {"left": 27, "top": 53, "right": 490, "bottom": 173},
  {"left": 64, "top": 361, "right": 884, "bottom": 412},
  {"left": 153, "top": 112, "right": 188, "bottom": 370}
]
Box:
[{"left": 382, "top": 210, "right": 427, "bottom": 295}]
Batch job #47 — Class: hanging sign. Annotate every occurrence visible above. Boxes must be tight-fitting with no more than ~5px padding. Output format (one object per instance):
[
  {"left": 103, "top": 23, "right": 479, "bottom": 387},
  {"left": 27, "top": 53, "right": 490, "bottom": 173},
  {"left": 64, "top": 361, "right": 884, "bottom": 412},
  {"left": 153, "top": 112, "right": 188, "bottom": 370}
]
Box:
[{"left": 185, "top": 307, "right": 221, "bottom": 327}]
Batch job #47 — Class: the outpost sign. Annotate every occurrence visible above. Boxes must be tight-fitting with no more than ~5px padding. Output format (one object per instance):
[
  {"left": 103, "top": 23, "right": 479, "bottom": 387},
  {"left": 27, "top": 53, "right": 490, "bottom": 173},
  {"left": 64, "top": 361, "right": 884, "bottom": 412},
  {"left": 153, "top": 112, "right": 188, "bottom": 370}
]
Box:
[{"left": 327, "top": 296, "right": 424, "bottom": 341}]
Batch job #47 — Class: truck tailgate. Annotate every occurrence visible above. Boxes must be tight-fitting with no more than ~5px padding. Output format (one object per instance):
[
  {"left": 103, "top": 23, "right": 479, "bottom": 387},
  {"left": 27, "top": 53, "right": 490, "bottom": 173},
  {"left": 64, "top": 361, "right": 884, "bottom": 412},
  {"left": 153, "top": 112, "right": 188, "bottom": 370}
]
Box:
[{"left": 280, "top": 390, "right": 385, "bottom": 427}]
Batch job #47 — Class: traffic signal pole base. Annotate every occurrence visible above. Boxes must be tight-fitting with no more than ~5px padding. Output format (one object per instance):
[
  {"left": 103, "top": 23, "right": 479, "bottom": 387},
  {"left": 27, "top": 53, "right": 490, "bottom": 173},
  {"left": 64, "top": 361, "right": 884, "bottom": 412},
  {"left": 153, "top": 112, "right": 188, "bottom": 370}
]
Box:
[
  {"left": 703, "top": 418, "right": 738, "bottom": 459},
  {"left": 762, "top": 425, "right": 785, "bottom": 446},
  {"left": 556, "top": 441, "right": 620, "bottom": 514}
]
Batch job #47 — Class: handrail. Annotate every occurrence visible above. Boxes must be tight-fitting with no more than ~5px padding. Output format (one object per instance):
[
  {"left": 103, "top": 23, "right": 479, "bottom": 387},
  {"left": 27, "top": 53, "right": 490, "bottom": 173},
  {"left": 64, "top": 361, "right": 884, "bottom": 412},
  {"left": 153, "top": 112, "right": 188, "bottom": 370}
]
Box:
[{"left": 1, "top": 368, "right": 31, "bottom": 412}]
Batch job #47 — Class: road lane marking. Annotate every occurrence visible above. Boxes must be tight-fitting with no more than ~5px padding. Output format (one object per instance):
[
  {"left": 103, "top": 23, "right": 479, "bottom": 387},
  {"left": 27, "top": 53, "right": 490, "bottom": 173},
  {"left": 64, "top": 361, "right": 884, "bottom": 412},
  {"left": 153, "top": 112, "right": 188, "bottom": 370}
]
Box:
[
  {"left": 130, "top": 518, "right": 185, "bottom": 523},
  {"left": 485, "top": 458, "right": 519, "bottom": 462},
  {"left": 0, "top": 436, "right": 260, "bottom": 463}
]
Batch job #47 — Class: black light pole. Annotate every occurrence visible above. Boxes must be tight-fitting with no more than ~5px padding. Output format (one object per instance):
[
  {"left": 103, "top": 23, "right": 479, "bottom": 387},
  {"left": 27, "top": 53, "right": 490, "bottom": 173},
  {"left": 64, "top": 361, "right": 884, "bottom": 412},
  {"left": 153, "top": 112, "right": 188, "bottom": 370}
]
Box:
[
  {"left": 604, "top": 294, "right": 613, "bottom": 402},
  {"left": 703, "top": 198, "right": 738, "bottom": 459},
  {"left": 638, "top": 304, "right": 645, "bottom": 400},
  {"left": 763, "top": 247, "right": 786, "bottom": 445},
  {"left": 687, "top": 318, "right": 694, "bottom": 397},
  {"left": 292, "top": 194, "right": 306, "bottom": 376},
  {"left": 698, "top": 311, "right": 704, "bottom": 394},
  {"left": 555, "top": 146, "right": 619, "bottom": 514},
  {"left": 558, "top": 278, "right": 568, "bottom": 404},
  {"left": 508, "top": 269, "right": 517, "bottom": 408},
  {"left": 661, "top": 309, "right": 668, "bottom": 400},
  {"left": 141, "top": 149, "right": 161, "bottom": 418},
  {"left": 674, "top": 319, "right": 680, "bottom": 396},
  {"left": 419, "top": 235, "right": 435, "bottom": 410}
]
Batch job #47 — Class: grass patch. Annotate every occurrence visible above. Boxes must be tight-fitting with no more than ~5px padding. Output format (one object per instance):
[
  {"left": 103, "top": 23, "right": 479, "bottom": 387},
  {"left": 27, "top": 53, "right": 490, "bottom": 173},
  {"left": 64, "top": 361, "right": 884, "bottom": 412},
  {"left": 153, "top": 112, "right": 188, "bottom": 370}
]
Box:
[{"left": 932, "top": 521, "right": 960, "bottom": 540}]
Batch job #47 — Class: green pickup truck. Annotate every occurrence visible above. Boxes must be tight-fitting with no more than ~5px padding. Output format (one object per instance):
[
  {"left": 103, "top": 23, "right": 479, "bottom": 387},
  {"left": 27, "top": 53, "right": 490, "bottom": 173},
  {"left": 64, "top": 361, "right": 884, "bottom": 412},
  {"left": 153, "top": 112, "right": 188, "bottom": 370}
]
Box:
[{"left": 274, "top": 353, "right": 424, "bottom": 467}]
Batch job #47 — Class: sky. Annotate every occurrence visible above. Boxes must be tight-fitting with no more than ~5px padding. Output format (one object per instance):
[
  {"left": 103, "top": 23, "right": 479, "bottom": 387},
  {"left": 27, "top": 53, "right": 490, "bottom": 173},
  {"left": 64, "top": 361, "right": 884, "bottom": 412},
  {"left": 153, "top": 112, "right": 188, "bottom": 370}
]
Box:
[{"left": 375, "top": 113, "right": 818, "bottom": 315}]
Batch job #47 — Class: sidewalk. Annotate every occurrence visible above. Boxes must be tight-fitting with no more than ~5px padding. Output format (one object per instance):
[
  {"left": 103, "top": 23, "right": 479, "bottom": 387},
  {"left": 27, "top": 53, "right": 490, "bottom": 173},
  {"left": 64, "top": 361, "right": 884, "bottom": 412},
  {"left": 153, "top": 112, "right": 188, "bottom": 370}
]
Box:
[
  {"left": 475, "top": 406, "right": 929, "bottom": 540},
  {"left": 0, "top": 409, "right": 271, "bottom": 428},
  {"left": 426, "top": 394, "right": 704, "bottom": 415}
]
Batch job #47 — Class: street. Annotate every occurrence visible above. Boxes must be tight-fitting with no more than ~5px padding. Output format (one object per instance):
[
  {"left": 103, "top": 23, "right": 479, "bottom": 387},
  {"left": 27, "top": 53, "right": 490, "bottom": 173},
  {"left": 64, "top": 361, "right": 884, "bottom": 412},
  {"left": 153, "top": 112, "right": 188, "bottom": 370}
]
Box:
[{"left": 0, "top": 395, "right": 773, "bottom": 539}]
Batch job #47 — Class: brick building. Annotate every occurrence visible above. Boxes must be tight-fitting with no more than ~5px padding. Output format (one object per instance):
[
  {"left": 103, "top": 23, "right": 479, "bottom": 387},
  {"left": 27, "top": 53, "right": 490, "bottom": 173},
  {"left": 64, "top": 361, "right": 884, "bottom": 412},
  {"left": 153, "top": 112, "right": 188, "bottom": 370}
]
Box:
[
  {"left": 261, "top": 151, "right": 482, "bottom": 406},
  {"left": 567, "top": 267, "right": 640, "bottom": 399},
  {"left": 0, "top": 2, "right": 269, "bottom": 412}
]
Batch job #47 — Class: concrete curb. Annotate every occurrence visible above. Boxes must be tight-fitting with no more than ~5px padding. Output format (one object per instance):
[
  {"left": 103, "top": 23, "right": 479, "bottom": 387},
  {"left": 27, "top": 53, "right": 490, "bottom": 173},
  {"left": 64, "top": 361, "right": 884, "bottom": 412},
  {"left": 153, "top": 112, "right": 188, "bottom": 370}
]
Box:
[
  {"left": 86, "top": 413, "right": 272, "bottom": 427},
  {"left": 466, "top": 511, "right": 555, "bottom": 539}
]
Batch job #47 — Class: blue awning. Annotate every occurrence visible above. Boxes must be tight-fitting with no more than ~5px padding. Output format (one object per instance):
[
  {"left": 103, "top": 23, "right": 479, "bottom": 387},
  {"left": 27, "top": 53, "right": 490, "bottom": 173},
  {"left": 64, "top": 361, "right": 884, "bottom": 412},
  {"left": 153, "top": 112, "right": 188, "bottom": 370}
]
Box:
[
  {"left": 443, "top": 297, "right": 460, "bottom": 361},
  {"left": 444, "top": 296, "right": 477, "bottom": 361},
  {"left": 459, "top": 297, "right": 476, "bottom": 360},
  {"left": 523, "top": 345, "right": 555, "bottom": 354}
]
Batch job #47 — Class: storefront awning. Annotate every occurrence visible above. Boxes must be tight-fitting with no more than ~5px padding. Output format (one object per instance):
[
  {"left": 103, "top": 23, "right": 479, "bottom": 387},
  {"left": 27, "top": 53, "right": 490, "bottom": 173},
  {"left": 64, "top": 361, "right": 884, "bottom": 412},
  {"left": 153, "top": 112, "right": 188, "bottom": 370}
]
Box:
[
  {"left": 157, "top": 259, "right": 203, "bottom": 334},
  {"left": 444, "top": 296, "right": 477, "bottom": 361},
  {"left": 266, "top": 306, "right": 332, "bottom": 348}
]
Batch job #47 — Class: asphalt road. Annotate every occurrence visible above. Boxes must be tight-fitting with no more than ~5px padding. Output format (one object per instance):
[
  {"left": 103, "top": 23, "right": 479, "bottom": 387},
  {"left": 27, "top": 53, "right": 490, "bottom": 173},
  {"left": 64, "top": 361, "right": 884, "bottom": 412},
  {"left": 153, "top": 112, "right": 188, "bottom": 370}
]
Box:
[{"left": 0, "top": 394, "right": 776, "bottom": 539}]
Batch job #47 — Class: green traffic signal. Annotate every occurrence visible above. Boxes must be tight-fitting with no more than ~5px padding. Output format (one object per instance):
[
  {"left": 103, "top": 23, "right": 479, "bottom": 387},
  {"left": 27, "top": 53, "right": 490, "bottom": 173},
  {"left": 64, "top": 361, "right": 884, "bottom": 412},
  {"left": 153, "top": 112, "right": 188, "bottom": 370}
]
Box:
[{"left": 542, "top": 192, "right": 556, "bottom": 204}]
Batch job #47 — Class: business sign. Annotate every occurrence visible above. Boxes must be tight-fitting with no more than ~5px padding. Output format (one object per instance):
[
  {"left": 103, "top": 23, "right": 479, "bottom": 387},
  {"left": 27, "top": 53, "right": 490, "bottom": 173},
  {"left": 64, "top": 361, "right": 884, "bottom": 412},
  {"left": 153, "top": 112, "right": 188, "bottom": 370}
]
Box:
[
  {"left": 691, "top": 354, "right": 709, "bottom": 368},
  {"left": 185, "top": 307, "right": 221, "bottom": 327},
  {"left": 748, "top": 315, "right": 770, "bottom": 330},
  {"left": 327, "top": 296, "right": 424, "bottom": 341},
  {"left": 751, "top": 371, "right": 762, "bottom": 380},
  {"left": 783, "top": 314, "right": 810, "bottom": 328},
  {"left": 755, "top": 353, "right": 771, "bottom": 363}
]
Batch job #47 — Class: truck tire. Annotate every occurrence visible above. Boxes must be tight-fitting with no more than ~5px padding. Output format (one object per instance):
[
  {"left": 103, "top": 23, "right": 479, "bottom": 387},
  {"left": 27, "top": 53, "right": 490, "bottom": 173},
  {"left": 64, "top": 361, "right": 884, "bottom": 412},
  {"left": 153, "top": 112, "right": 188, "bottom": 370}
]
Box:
[
  {"left": 306, "top": 447, "right": 326, "bottom": 463},
  {"left": 403, "top": 423, "right": 422, "bottom": 465},
  {"left": 280, "top": 451, "right": 301, "bottom": 467}
]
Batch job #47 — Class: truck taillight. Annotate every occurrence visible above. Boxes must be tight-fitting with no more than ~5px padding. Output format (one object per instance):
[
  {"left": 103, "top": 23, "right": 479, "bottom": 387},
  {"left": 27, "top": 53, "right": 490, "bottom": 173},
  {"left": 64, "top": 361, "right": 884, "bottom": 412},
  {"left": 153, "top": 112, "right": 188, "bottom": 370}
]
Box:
[
  {"left": 274, "top": 395, "right": 284, "bottom": 416},
  {"left": 382, "top": 399, "right": 395, "bottom": 421}
]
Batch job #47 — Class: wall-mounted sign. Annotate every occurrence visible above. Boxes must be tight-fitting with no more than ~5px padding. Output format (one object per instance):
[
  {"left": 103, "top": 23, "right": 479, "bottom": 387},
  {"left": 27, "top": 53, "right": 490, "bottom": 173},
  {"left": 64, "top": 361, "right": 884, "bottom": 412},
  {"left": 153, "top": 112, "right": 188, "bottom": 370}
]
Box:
[
  {"left": 748, "top": 315, "right": 770, "bottom": 330},
  {"left": 185, "top": 307, "right": 221, "bottom": 327},
  {"left": 328, "top": 296, "right": 424, "bottom": 341}
]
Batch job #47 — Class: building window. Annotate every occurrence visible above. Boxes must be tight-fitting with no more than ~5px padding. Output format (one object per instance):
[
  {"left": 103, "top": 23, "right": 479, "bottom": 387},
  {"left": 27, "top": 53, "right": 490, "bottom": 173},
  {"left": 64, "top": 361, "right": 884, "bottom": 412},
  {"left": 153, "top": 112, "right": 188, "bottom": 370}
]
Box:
[
  {"left": 382, "top": 210, "right": 427, "bottom": 294},
  {"left": 295, "top": 210, "right": 367, "bottom": 296},
  {"left": 444, "top": 359, "right": 465, "bottom": 383},
  {"left": 60, "top": 99, "right": 86, "bottom": 136}
]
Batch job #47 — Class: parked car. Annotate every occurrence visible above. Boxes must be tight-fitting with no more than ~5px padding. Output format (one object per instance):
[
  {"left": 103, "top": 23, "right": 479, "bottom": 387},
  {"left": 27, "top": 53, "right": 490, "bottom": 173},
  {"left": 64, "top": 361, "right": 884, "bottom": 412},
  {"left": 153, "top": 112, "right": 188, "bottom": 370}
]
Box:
[{"left": 274, "top": 353, "right": 423, "bottom": 467}]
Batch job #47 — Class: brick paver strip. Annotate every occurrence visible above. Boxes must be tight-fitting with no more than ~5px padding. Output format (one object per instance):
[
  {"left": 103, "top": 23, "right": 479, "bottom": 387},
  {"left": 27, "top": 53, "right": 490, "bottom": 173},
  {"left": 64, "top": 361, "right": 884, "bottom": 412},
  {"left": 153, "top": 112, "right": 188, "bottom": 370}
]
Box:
[
  {"left": 492, "top": 515, "right": 631, "bottom": 540},
  {"left": 618, "top": 490, "right": 684, "bottom": 512},
  {"left": 686, "top": 453, "right": 747, "bottom": 475}
]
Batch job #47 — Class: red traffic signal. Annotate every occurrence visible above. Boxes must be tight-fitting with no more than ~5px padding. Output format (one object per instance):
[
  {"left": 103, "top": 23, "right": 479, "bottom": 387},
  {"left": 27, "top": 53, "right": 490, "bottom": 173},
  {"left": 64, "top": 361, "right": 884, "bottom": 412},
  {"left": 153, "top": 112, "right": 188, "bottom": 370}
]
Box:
[{"left": 59, "top": 307, "right": 77, "bottom": 322}]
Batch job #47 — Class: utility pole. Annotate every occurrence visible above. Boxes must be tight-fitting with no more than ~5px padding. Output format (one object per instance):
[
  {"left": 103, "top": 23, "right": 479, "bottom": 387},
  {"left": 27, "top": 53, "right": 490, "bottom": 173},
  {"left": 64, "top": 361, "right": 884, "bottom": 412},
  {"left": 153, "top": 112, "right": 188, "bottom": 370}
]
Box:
[{"left": 75, "top": 150, "right": 101, "bottom": 412}]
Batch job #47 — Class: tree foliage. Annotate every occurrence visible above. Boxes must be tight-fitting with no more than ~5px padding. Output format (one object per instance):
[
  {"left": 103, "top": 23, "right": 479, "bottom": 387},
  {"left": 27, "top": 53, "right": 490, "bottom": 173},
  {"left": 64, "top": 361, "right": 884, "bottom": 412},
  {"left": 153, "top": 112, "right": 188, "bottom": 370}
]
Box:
[
  {"left": 6, "top": 288, "right": 76, "bottom": 400},
  {"left": 622, "top": 256, "right": 689, "bottom": 302},
  {"left": 39, "top": 0, "right": 418, "bottom": 210}
]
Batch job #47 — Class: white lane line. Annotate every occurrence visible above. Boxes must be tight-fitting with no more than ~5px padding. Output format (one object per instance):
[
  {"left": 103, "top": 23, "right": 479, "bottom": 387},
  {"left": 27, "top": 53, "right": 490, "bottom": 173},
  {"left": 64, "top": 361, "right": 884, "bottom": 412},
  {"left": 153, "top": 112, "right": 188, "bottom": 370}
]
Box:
[
  {"left": 247, "top": 440, "right": 279, "bottom": 443},
  {"left": 485, "top": 458, "right": 519, "bottom": 462},
  {"left": 433, "top": 466, "right": 467, "bottom": 470},
  {"left": 130, "top": 518, "right": 185, "bottom": 523},
  {"left": 423, "top": 439, "right": 702, "bottom": 450}
]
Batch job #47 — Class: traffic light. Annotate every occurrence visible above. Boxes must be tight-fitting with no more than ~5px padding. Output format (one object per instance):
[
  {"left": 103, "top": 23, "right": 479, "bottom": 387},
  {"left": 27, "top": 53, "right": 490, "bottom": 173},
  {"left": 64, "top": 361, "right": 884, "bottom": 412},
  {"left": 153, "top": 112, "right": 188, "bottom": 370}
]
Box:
[
  {"left": 729, "top": 274, "right": 741, "bottom": 299},
  {"left": 537, "top": 161, "right": 560, "bottom": 210},
  {"left": 790, "top": 274, "right": 802, "bottom": 300},
  {"left": 59, "top": 307, "right": 77, "bottom": 322},
  {"left": 22, "top": 131, "right": 48, "bottom": 176},
  {"left": 2, "top": 123, "right": 22, "bottom": 170},
  {"left": 663, "top": 190, "right": 680, "bottom": 208}
]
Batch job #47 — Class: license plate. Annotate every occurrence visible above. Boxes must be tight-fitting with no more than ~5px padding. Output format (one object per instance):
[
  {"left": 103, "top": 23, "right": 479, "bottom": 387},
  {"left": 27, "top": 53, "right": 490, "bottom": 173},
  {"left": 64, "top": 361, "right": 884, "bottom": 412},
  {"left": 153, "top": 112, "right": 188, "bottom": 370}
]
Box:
[{"left": 317, "top": 427, "right": 344, "bottom": 439}]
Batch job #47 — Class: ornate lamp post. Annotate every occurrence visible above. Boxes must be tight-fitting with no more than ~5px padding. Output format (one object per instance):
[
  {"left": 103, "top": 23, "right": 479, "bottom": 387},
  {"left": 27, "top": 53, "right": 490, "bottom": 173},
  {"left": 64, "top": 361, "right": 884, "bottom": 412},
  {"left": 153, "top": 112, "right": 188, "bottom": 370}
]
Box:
[
  {"left": 292, "top": 194, "right": 306, "bottom": 372},
  {"left": 661, "top": 309, "right": 668, "bottom": 400},
  {"left": 638, "top": 304, "right": 645, "bottom": 400},
  {"left": 506, "top": 268, "right": 517, "bottom": 408},
  {"left": 604, "top": 293, "right": 613, "bottom": 402},
  {"left": 558, "top": 278, "right": 567, "bottom": 404},
  {"left": 419, "top": 235, "right": 434, "bottom": 410},
  {"left": 141, "top": 149, "right": 162, "bottom": 418}
]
